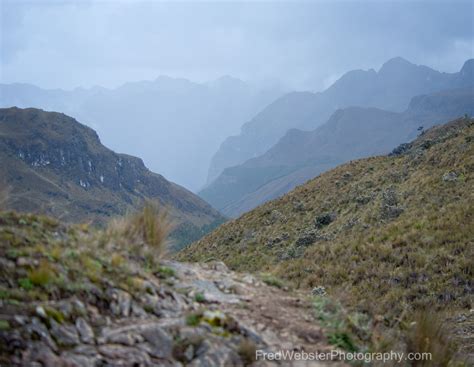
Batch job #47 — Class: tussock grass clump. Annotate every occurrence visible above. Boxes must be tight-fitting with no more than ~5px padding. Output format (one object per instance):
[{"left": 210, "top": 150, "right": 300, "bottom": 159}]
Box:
[
  {"left": 28, "top": 260, "right": 56, "bottom": 287},
  {"left": 107, "top": 201, "right": 173, "bottom": 260},
  {"left": 261, "top": 273, "right": 285, "bottom": 289},
  {"left": 402, "top": 312, "right": 459, "bottom": 367}
]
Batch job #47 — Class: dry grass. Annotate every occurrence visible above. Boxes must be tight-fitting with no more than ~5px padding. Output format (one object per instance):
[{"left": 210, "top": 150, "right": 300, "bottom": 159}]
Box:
[
  {"left": 107, "top": 201, "right": 173, "bottom": 260},
  {"left": 178, "top": 118, "right": 474, "bottom": 357},
  {"left": 403, "top": 312, "right": 458, "bottom": 367}
]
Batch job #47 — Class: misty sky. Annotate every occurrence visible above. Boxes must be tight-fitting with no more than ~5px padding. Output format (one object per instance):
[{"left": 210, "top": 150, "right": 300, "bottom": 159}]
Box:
[{"left": 1, "top": 0, "right": 473, "bottom": 91}]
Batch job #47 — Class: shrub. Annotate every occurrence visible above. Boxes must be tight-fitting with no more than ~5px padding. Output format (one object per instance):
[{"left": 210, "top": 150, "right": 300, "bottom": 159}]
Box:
[
  {"left": 28, "top": 260, "right": 55, "bottom": 287},
  {"left": 261, "top": 273, "right": 284, "bottom": 289},
  {"left": 186, "top": 313, "right": 201, "bottom": 326},
  {"left": 403, "top": 312, "right": 459, "bottom": 366},
  {"left": 156, "top": 266, "right": 176, "bottom": 278},
  {"left": 194, "top": 293, "right": 205, "bottom": 303},
  {"left": 238, "top": 339, "right": 257, "bottom": 366},
  {"left": 108, "top": 201, "right": 172, "bottom": 259}
]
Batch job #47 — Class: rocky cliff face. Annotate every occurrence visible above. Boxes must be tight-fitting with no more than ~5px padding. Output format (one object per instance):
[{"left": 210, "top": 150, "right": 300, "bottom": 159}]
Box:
[{"left": 0, "top": 107, "right": 225, "bottom": 249}]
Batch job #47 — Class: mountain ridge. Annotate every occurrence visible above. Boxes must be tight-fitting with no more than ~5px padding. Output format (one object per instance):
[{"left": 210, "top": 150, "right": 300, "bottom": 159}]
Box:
[
  {"left": 202, "top": 87, "right": 474, "bottom": 217},
  {"left": 0, "top": 107, "right": 225, "bottom": 249},
  {"left": 206, "top": 58, "right": 473, "bottom": 185}
]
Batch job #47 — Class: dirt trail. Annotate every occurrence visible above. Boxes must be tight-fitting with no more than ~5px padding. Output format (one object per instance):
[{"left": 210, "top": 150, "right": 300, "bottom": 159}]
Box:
[{"left": 167, "top": 260, "right": 346, "bottom": 366}]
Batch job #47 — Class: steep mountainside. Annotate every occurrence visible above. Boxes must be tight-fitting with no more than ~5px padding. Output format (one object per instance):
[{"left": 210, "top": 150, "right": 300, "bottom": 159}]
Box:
[
  {"left": 0, "top": 77, "right": 287, "bottom": 191},
  {"left": 206, "top": 58, "right": 474, "bottom": 184},
  {"left": 0, "top": 107, "right": 225, "bottom": 249},
  {"left": 181, "top": 117, "right": 474, "bottom": 357},
  {"left": 202, "top": 88, "right": 474, "bottom": 217}
]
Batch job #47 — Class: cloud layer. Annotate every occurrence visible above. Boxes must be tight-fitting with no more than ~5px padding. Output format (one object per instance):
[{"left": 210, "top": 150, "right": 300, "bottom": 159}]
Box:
[{"left": 1, "top": 0, "right": 473, "bottom": 90}]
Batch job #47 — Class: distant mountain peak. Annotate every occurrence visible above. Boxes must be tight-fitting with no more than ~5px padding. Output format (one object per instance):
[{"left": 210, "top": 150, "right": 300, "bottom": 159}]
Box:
[
  {"left": 460, "top": 59, "right": 474, "bottom": 75},
  {"left": 379, "top": 57, "right": 415, "bottom": 73}
]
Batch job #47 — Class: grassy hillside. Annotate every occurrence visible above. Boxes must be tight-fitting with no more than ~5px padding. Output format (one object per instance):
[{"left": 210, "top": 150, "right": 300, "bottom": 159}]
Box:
[
  {"left": 180, "top": 117, "right": 474, "bottom": 356},
  {"left": 201, "top": 88, "right": 474, "bottom": 217}
]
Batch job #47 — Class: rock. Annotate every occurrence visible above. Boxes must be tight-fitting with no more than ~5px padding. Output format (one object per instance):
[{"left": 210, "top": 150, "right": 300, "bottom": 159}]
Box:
[
  {"left": 207, "top": 261, "right": 228, "bottom": 272},
  {"left": 442, "top": 171, "right": 458, "bottom": 182},
  {"left": 311, "top": 286, "right": 327, "bottom": 296},
  {"left": 109, "top": 289, "right": 132, "bottom": 317},
  {"left": 26, "top": 317, "right": 58, "bottom": 352},
  {"left": 131, "top": 302, "right": 148, "bottom": 317},
  {"left": 99, "top": 322, "right": 173, "bottom": 359},
  {"left": 314, "top": 213, "right": 336, "bottom": 228},
  {"left": 99, "top": 344, "right": 151, "bottom": 365},
  {"left": 72, "top": 299, "right": 87, "bottom": 317},
  {"left": 139, "top": 324, "right": 173, "bottom": 359},
  {"left": 59, "top": 351, "right": 99, "bottom": 367},
  {"left": 184, "top": 344, "right": 195, "bottom": 361},
  {"left": 75, "top": 317, "right": 95, "bottom": 344},
  {"left": 242, "top": 275, "right": 257, "bottom": 285},
  {"left": 22, "top": 343, "right": 60, "bottom": 366},
  {"left": 50, "top": 320, "right": 80, "bottom": 347},
  {"left": 35, "top": 306, "right": 47, "bottom": 319},
  {"left": 16, "top": 257, "right": 37, "bottom": 267},
  {"left": 191, "top": 279, "right": 239, "bottom": 304},
  {"left": 191, "top": 339, "right": 241, "bottom": 367}
]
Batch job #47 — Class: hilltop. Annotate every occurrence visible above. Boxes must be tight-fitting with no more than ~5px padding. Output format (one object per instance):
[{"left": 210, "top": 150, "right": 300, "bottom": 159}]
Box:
[
  {"left": 181, "top": 117, "right": 474, "bottom": 358},
  {"left": 0, "top": 107, "right": 225, "bottom": 249}
]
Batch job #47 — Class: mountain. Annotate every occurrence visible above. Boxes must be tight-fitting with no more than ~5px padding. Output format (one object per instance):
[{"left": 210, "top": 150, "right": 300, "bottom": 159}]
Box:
[
  {"left": 206, "top": 58, "right": 474, "bottom": 184},
  {"left": 0, "top": 107, "right": 225, "bottom": 250},
  {"left": 0, "top": 77, "right": 287, "bottom": 191},
  {"left": 201, "top": 87, "right": 474, "bottom": 217},
  {"left": 180, "top": 117, "right": 474, "bottom": 358}
]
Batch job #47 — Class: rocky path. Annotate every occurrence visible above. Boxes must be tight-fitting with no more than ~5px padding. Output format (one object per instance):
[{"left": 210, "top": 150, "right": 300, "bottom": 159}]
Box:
[
  {"left": 167, "top": 260, "right": 343, "bottom": 366},
  {"left": 1, "top": 258, "right": 343, "bottom": 366}
]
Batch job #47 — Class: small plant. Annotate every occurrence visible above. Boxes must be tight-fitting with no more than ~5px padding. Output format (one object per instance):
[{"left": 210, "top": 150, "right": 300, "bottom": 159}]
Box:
[
  {"left": 18, "top": 278, "right": 34, "bottom": 290},
  {"left": 45, "top": 306, "right": 65, "bottom": 324},
  {"left": 110, "top": 253, "right": 125, "bottom": 267},
  {"left": 238, "top": 339, "right": 257, "bottom": 366},
  {"left": 186, "top": 313, "right": 201, "bottom": 326},
  {"left": 261, "top": 273, "right": 284, "bottom": 289},
  {"left": 0, "top": 320, "right": 10, "bottom": 331},
  {"left": 313, "top": 296, "right": 360, "bottom": 352},
  {"left": 28, "top": 260, "right": 55, "bottom": 287},
  {"left": 156, "top": 266, "right": 176, "bottom": 278},
  {"left": 194, "top": 292, "right": 205, "bottom": 303}
]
